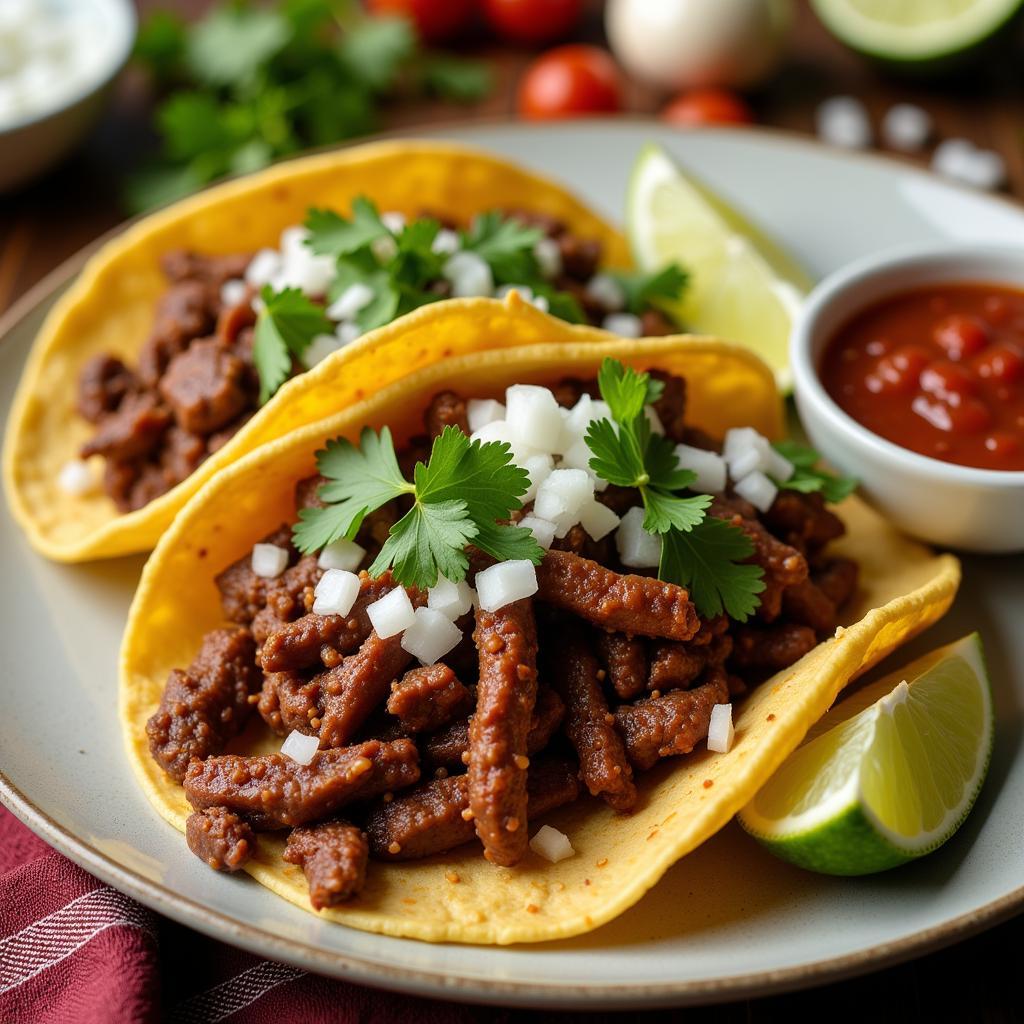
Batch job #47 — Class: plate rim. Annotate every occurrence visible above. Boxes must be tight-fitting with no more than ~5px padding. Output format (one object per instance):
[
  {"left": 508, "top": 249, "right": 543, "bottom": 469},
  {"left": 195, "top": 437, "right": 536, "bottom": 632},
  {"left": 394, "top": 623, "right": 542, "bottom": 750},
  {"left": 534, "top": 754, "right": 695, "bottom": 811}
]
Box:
[{"left": 4, "top": 120, "right": 1024, "bottom": 1009}]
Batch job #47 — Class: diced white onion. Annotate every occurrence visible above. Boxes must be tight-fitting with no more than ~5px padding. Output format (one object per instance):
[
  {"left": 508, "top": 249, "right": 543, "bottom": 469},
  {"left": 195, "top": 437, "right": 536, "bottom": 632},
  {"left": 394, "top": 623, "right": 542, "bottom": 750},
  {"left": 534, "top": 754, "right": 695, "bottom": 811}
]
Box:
[
  {"left": 431, "top": 228, "right": 461, "bottom": 255},
  {"left": 58, "top": 458, "right": 97, "bottom": 496},
  {"left": 367, "top": 586, "right": 416, "bottom": 638},
  {"left": 577, "top": 498, "right": 620, "bottom": 541},
  {"left": 763, "top": 446, "right": 794, "bottom": 483},
  {"left": 280, "top": 225, "right": 308, "bottom": 258},
  {"left": 220, "top": 278, "right": 248, "bottom": 308},
  {"left": 300, "top": 333, "right": 341, "bottom": 370},
  {"left": 281, "top": 729, "right": 320, "bottom": 765},
  {"left": 475, "top": 559, "right": 539, "bottom": 612},
  {"left": 534, "top": 468, "right": 594, "bottom": 537},
  {"left": 615, "top": 507, "right": 662, "bottom": 568},
  {"left": 602, "top": 312, "right": 643, "bottom": 338},
  {"left": 673, "top": 443, "right": 727, "bottom": 494},
  {"left": 467, "top": 398, "right": 506, "bottom": 433},
  {"left": 815, "top": 95, "right": 871, "bottom": 149},
  {"left": 881, "top": 103, "right": 931, "bottom": 152},
  {"left": 312, "top": 569, "right": 361, "bottom": 617},
  {"left": 532, "top": 294, "right": 550, "bottom": 314},
  {"left": 251, "top": 543, "right": 289, "bottom": 579},
  {"left": 427, "top": 577, "right": 475, "bottom": 620},
  {"left": 335, "top": 321, "right": 362, "bottom": 346},
  {"left": 707, "top": 703, "right": 734, "bottom": 754},
  {"left": 530, "top": 824, "right": 575, "bottom": 862},
  {"left": 400, "top": 606, "right": 463, "bottom": 665},
  {"left": 585, "top": 273, "right": 626, "bottom": 312},
  {"left": 371, "top": 234, "right": 398, "bottom": 263},
  {"left": 381, "top": 211, "right": 406, "bottom": 234},
  {"left": 317, "top": 537, "right": 366, "bottom": 572},
  {"left": 505, "top": 384, "right": 564, "bottom": 452},
  {"left": 471, "top": 420, "right": 536, "bottom": 464},
  {"left": 521, "top": 452, "right": 554, "bottom": 503},
  {"left": 326, "top": 282, "right": 374, "bottom": 321},
  {"left": 533, "top": 236, "right": 562, "bottom": 279},
  {"left": 733, "top": 470, "right": 778, "bottom": 513},
  {"left": 518, "top": 515, "right": 557, "bottom": 550},
  {"left": 245, "top": 248, "right": 281, "bottom": 288},
  {"left": 443, "top": 251, "right": 494, "bottom": 297},
  {"left": 496, "top": 283, "right": 533, "bottom": 302}
]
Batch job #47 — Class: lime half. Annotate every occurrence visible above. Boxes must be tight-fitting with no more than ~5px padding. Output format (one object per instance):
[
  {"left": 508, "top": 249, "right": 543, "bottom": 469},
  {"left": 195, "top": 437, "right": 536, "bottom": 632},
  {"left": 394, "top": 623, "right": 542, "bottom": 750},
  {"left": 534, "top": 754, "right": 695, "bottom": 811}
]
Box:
[
  {"left": 739, "top": 633, "right": 993, "bottom": 875},
  {"left": 626, "top": 144, "right": 811, "bottom": 393},
  {"left": 812, "top": 0, "right": 1024, "bottom": 66}
]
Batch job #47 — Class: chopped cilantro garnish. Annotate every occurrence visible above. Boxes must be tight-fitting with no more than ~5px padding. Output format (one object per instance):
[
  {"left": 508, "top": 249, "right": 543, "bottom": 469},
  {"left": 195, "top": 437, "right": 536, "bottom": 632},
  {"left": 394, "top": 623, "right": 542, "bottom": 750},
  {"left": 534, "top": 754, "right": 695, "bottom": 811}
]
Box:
[
  {"left": 608, "top": 265, "right": 689, "bottom": 316},
  {"left": 293, "top": 425, "right": 543, "bottom": 589},
  {"left": 252, "top": 286, "right": 333, "bottom": 404},
  {"left": 585, "top": 358, "right": 764, "bottom": 621},
  {"left": 771, "top": 441, "right": 858, "bottom": 504}
]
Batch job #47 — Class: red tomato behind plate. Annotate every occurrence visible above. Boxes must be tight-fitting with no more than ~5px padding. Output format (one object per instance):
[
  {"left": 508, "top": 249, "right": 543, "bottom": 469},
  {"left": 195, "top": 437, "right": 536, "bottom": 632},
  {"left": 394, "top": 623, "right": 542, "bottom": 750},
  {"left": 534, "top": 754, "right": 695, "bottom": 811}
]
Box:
[
  {"left": 366, "top": 0, "right": 478, "bottom": 43},
  {"left": 517, "top": 45, "right": 621, "bottom": 120},
  {"left": 483, "top": 0, "right": 582, "bottom": 44},
  {"left": 662, "top": 89, "right": 754, "bottom": 127}
]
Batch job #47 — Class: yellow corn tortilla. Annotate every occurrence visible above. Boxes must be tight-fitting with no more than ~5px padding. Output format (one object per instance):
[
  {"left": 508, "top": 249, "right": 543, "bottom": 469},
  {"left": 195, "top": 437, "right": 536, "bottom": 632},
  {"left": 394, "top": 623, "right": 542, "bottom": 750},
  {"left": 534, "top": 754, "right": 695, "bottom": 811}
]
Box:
[
  {"left": 121, "top": 333, "right": 960, "bottom": 946},
  {"left": 3, "top": 140, "right": 631, "bottom": 563}
]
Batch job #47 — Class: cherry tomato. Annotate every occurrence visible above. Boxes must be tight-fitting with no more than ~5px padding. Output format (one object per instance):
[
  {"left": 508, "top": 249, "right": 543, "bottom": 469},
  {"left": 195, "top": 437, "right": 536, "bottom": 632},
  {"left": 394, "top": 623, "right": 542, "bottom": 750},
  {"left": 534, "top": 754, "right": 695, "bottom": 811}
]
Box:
[
  {"left": 912, "top": 394, "right": 992, "bottom": 434},
  {"left": 661, "top": 89, "right": 754, "bottom": 127},
  {"left": 973, "top": 343, "right": 1024, "bottom": 383},
  {"left": 366, "top": 0, "right": 477, "bottom": 43},
  {"left": 482, "top": 0, "right": 581, "bottom": 44},
  {"left": 865, "top": 344, "right": 929, "bottom": 395},
  {"left": 920, "top": 360, "right": 977, "bottom": 400},
  {"left": 985, "top": 432, "right": 1022, "bottom": 458},
  {"left": 517, "top": 45, "right": 622, "bottom": 120},
  {"left": 933, "top": 313, "right": 989, "bottom": 360}
]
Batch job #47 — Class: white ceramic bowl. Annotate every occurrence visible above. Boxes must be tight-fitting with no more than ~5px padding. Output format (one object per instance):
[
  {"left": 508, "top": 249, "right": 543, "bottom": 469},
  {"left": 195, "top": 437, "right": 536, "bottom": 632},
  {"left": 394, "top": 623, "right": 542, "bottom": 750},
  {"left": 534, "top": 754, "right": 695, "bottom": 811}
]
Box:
[
  {"left": 791, "top": 244, "right": 1024, "bottom": 554},
  {"left": 0, "top": 0, "right": 136, "bottom": 193}
]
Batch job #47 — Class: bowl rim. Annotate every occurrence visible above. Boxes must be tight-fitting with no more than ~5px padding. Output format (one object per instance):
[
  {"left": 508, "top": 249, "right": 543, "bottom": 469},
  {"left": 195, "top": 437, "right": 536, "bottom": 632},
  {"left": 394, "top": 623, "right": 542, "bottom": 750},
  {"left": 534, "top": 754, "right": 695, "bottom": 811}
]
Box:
[
  {"left": 790, "top": 240, "right": 1024, "bottom": 488},
  {"left": 0, "top": 0, "right": 138, "bottom": 135}
]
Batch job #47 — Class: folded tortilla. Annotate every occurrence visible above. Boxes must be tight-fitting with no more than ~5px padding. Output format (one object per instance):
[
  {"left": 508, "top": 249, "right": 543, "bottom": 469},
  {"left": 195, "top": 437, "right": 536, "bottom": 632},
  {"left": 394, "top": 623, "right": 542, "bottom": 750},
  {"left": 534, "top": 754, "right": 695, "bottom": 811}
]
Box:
[
  {"left": 3, "top": 141, "right": 629, "bottom": 563},
  {"left": 120, "top": 323, "right": 960, "bottom": 945}
]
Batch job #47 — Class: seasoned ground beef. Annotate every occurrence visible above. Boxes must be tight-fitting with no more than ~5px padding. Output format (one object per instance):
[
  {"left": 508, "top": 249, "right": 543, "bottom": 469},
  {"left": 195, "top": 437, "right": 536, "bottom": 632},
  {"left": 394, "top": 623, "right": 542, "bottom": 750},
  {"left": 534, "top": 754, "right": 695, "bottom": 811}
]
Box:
[
  {"left": 158, "top": 337, "right": 253, "bottom": 435},
  {"left": 77, "top": 354, "right": 136, "bottom": 424},
  {"left": 186, "top": 807, "right": 256, "bottom": 872},
  {"left": 731, "top": 623, "right": 818, "bottom": 674},
  {"left": 283, "top": 820, "right": 369, "bottom": 908},
  {"left": 387, "top": 664, "right": 470, "bottom": 734},
  {"left": 80, "top": 392, "right": 171, "bottom": 464},
  {"left": 257, "top": 671, "right": 322, "bottom": 736},
  {"left": 425, "top": 390, "right": 469, "bottom": 438}
]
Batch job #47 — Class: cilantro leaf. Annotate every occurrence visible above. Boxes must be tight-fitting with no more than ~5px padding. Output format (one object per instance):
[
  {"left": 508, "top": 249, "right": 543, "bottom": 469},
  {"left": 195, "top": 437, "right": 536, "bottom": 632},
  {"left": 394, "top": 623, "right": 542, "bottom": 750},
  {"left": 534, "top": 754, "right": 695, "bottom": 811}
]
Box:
[
  {"left": 338, "top": 16, "right": 415, "bottom": 92},
  {"left": 293, "top": 426, "right": 411, "bottom": 552},
  {"left": 253, "top": 286, "right": 333, "bottom": 404},
  {"left": 422, "top": 56, "right": 493, "bottom": 101},
  {"left": 473, "top": 521, "right": 545, "bottom": 565},
  {"left": 772, "top": 441, "right": 858, "bottom": 504},
  {"left": 305, "top": 198, "right": 388, "bottom": 258},
  {"left": 461, "top": 212, "right": 544, "bottom": 283},
  {"left": 134, "top": 10, "right": 187, "bottom": 82},
  {"left": 186, "top": 7, "right": 289, "bottom": 88},
  {"left": 643, "top": 489, "right": 710, "bottom": 535},
  {"left": 660, "top": 519, "right": 765, "bottom": 622},
  {"left": 585, "top": 418, "right": 645, "bottom": 488},
  {"left": 370, "top": 500, "right": 477, "bottom": 589},
  {"left": 597, "top": 359, "right": 664, "bottom": 424},
  {"left": 609, "top": 264, "right": 688, "bottom": 316}
]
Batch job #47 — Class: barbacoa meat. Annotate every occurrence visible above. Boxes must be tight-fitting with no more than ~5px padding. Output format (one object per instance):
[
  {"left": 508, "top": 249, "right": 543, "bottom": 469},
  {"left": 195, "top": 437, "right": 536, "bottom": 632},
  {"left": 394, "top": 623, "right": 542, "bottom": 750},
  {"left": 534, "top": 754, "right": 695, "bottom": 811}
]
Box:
[
  {"left": 595, "top": 632, "right": 648, "bottom": 701},
  {"left": 215, "top": 525, "right": 294, "bottom": 625},
  {"left": 183, "top": 739, "right": 420, "bottom": 829},
  {"left": 386, "top": 664, "right": 470, "bottom": 734},
  {"left": 257, "top": 671, "right": 322, "bottom": 736},
  {"left": 283, "top": 820, "right": 369, "bottom": 909},
  {"left": 146, "top": 627, "right": 261, "bottom": 782},
  {"left": 185, "top": 806, "right": 256, "bottom": 872}
]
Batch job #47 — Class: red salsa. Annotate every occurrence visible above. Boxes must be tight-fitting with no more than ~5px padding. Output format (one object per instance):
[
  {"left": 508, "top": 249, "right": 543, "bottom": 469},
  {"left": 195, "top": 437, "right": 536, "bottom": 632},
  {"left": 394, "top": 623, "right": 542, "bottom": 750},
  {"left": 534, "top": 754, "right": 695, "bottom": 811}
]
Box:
[{"left": 820, "top": 283, "right": 1024, "bottom": 472}]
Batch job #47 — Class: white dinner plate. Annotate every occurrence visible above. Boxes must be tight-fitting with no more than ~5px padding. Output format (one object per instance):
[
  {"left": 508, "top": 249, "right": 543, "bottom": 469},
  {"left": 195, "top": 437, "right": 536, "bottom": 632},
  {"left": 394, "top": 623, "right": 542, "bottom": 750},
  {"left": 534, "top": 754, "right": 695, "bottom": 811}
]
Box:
[{"left": 2, "top": 121, "right": 1023, "bottom": 1010}]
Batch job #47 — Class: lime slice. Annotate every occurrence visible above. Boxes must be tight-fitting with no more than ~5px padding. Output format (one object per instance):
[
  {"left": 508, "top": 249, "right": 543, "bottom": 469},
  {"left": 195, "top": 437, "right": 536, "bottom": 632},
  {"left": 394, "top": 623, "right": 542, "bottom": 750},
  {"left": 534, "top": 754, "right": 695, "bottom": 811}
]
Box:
[
  {"left": 739, "top": 633, "right": 993, "bottom": 875},
  {"left": 626, "top": 144, "right": 811, "bottom": 393},
  {"left": 812, "top": 0, "right": 1024, "bottom": 66}
]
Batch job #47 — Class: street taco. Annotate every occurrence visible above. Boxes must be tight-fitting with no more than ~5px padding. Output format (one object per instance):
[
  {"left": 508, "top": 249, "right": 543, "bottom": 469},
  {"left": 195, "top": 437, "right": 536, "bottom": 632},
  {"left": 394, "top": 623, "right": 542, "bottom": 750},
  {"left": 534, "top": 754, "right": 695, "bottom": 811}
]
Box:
[
  {"left": 5, "top": 140, "right": 688, "bottom": 563},
  {"left": 121, "top": 311, "right": 959, "bottom": 945}
]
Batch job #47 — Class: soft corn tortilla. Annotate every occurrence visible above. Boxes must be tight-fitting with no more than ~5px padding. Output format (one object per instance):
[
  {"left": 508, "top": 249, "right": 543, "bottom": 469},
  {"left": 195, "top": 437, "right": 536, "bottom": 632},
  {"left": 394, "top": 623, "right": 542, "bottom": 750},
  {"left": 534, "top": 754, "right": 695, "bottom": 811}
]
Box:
[
  {"left": 3, "top": 140, "right": 630, "bottom": 563},
  {"left": 121, "top": 334, "right": 960, "bottom": 946}
]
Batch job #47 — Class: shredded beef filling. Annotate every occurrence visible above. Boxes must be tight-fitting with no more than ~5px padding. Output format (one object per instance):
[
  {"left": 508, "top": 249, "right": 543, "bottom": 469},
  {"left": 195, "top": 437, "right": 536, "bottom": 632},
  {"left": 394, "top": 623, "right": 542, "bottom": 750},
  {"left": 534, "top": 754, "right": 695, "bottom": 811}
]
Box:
[
  {"left": 283, "top": 821, "right": 369, "bottom": 909},
  {"left": 186, "top": 807, "right": 256, "bottom": 872}
]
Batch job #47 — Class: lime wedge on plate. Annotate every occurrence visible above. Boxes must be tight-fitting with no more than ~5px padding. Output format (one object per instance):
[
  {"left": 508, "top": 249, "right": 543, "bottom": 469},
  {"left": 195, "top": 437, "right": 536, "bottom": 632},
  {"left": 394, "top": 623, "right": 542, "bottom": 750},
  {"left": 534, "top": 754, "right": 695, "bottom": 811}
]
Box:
[
  {"left": 739, "top": 633, "right": 993, "bottom": 875},
  {"left": 627, "top": 144, "right": 811, "bottom": 393},
  {"left": 813, "top": 0, "right": 1024, "bottom": 67}
]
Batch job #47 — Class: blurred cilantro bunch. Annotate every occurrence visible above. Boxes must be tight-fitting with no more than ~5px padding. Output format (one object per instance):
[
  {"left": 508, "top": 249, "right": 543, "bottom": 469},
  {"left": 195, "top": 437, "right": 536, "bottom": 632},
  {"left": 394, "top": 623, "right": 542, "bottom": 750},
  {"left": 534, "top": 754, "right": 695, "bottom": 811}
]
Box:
[{"left": 128, "top": 0, "right": 491, "bottom": 211}]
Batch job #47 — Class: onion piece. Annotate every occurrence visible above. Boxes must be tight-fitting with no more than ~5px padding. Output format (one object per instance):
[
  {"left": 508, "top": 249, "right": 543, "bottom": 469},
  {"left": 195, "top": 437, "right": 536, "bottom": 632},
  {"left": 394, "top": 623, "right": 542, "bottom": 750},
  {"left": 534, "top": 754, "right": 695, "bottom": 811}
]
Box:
[
  {"left": 518, "top": 515, "right": 557, "bottom": 551},
  {"left": 367, "top": 586, "right": 416, "bottom": 638},
  {"left": 673, "top": 443, "right": 727, "bottom": 494},
  {"left": 317, "top": 537, "right": 366, "bottom": 572},
  {"left": 466, "top": 398, "right": 505, "bottom": 433},
  {"left": 281, "top": 730, "right": 319, "bottom": 766},
  {"left": 312, "top": 569, "right": 361, "bottom": 617},
  {"left": 615, "top": 507, "right": 661, "bottom": 568},
  {"left": 602, "top": 312, "right": 643, "bottom": 338},
  {"left": 58, "top": 459, "right": 97, "bottom": 497},
  {"left": 529, "top": 824, "right": 575, "bottom": 862},
  {"left": 427, "top": 577, "right": 475, "bottom": 620},
  {"left": 401, "top": 607, "right": 463, "bottom": 666},
  {"left": 707, "top": 703, "right": 734, "bottom": 754},
  {"left": 505, "top": 384, "right": 564, "bottom": 452},
  {"left": 733, "top": 470, "right": 778, "bottom": 513},
  {"left": 475, "top": 560, "right": 539, "bottom": 612},
  {"left": 251, "top": 543, "right": 288, "bottom": 579}
]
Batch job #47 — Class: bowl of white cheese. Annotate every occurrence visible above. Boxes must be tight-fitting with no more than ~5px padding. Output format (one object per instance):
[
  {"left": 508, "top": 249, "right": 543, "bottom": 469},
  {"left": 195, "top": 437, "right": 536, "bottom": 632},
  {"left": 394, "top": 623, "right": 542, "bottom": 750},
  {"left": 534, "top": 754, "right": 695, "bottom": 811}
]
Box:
[{"left": 0, "top": 0, "right": 136, "bottom": 192}]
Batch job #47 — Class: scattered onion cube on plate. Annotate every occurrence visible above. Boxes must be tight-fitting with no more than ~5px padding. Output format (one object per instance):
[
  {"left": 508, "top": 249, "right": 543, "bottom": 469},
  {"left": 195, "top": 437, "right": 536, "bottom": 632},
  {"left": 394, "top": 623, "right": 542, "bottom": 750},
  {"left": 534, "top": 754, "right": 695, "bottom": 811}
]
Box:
[
  {"left": 367, "top": 586, "right": 417, "bottom": 638},
  {"left": 401, "top": 607, "right": 463, "bottom": 665},
  {"left": 505, "top": 384, "right": 564, "bottom": 452},
  {"left": 427, "top": 577, "right": 475, "bottom": 620},
  {"left": 577, "top": 499, "right": 620, "bottom": 541},
  {"left": 707, "top": 703, "right": 734, "bottom": 754},
  {"left": 58, "top": 458, "right": 97, "bottom": 496},
  {"left": 530, "top": 824, "right": 575, "bottom": 863},
  {"left": 673, "top": 443, "right": 727, "bottom": 494},
  {"left": 312, "top": 569, "right": 361, "bottom": 617},
  {"left": 318, "top": 537, "right": 366, "bottom": 572},
  {"left": 467, "top": 398, "right": 506, "bottom": 433},
  {"left": 251, "top": 543, "right": 289, "bottom": 579},
  {"left": 518, "top": 515, "right": 557, "bottom": 550},
  {"left": 476, "top": 560, "right": 539, "bottom": 612},
  {"left": 281, "top": 730, "right": 319, "bottom": 766},
  {"left": 616, "top": 507, "right": 662, "bottom": 568}
]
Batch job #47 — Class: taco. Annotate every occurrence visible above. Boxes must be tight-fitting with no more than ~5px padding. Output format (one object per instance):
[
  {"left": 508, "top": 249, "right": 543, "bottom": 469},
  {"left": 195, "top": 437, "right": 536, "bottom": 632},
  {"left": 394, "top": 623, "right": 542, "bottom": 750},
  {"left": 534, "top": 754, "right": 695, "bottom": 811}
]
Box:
[
  {"left": 121, "top": 305, "right": 960, "bottom": 945},
  {"left": 4, "top": 140, "right": 688, "bottom": 563}
]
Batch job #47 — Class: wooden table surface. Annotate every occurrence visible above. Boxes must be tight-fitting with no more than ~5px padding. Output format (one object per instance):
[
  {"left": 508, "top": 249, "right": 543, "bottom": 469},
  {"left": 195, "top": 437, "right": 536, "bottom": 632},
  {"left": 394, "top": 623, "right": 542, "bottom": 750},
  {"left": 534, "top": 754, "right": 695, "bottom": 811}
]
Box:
[{"left": 2, "top": 1, "right": 1022, "bottom": 1018}]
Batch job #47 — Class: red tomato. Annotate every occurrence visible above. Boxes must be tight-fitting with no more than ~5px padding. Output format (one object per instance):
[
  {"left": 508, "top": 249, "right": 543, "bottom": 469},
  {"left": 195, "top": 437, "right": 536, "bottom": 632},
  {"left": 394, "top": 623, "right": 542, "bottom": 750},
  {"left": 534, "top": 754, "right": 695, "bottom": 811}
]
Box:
[
  {"left": 366, "top": 0, "right": 477, "bottom": 43},
  {"left": 483, "top": 0, "right": 581, "bottom": 44},
  {"left": 517, "top": 45, "right": 621, "bottom": 120},
  {"left": 865, "top": 344, "right": 929, "bottom": 395},
  {"left": 973, "top": 343, "right": 1024, "bottom": 383},
  {"left": 662, "top": 89, "right": 754, "bottom": 127},
  {"left": 920, "top": 360, "right": 977, "bottom": 400},
  {"left": 933, "top": 313, "right": 989, "bottom": 360}
]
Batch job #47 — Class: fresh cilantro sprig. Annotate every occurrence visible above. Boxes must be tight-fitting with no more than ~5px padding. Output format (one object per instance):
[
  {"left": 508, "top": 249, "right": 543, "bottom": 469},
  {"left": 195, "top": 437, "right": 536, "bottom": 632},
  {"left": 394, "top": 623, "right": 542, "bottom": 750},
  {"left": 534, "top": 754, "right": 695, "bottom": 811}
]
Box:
[
  {"left": 771, "top": 441, "right": 857, "bottom": 504},
  {"left": 585, "top": 359, "right": 765, "bottom": 621},
  {"left": 253, "top": 286, "right": 333, "bottom": 404},
  {"left": 608, "top": 265, "right": 689, "bottom": 316},
  {"left": 127, "top": 1, "right": 491, "bottom": 212},
  {"left": 293, "top": 425, "right": 543, "bottom": 589}
]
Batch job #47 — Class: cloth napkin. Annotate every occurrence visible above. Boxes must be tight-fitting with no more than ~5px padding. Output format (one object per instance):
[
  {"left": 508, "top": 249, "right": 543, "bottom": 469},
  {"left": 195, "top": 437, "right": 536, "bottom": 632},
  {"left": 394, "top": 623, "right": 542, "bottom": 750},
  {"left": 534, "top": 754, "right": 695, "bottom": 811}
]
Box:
[{"left": 0, "top": 806, "right": 666, "bottom": 1024}]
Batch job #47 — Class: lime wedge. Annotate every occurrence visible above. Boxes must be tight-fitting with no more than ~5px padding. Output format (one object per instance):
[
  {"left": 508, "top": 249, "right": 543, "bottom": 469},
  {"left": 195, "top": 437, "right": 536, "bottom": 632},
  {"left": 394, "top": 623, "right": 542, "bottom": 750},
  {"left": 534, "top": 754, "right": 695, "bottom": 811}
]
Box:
[
  {"left": 626, "top": 144, "right": 811, "bottom": 393},
  {"left": 812, "top": 0, "right": 1024, "bottom": 66},
  {"left": 739, "top": 633, "right": 993, "bottom": 875}
]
